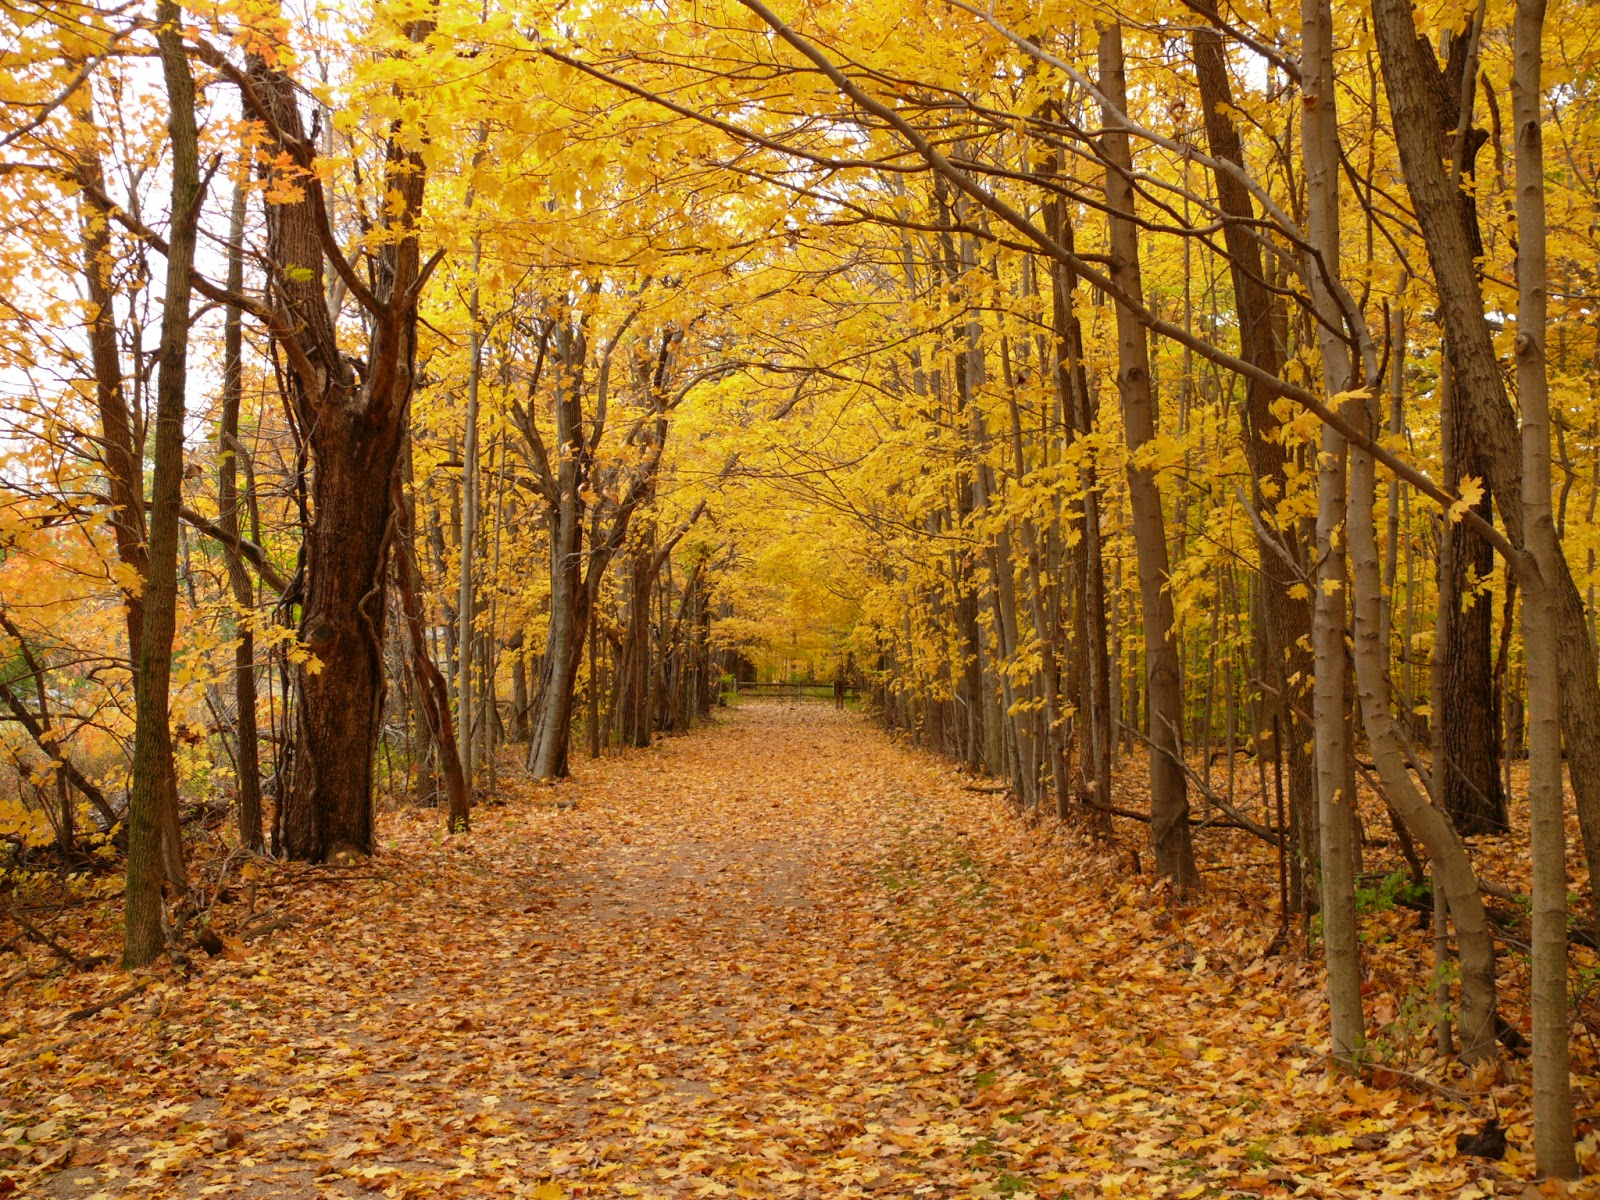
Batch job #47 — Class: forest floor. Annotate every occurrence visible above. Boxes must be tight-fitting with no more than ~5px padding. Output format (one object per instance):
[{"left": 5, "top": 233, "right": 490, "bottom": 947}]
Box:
[{"left": 1, "top": 704, "right": 1594, "bottom": 1198}]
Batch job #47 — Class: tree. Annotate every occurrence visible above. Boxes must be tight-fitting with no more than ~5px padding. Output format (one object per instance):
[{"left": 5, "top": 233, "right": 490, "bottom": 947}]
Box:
[
  {"left": 1510, "top": 0, "right": 1578, "bottom": 1168},
  {"left": 1299, "top": 0, "right": 1363, "bottom": 1063},
  {"left": 241, "top": 16, "right": 434, "bottom": 860},
  {"left": 1372, "top": 0, "right": 1600, "bottom": 918},
  {"left": 1097, "top": 22, "right": 1198, "bottom": 892},
  {"left": 124, "top": 0, "right": 201, "bottom": 966}
]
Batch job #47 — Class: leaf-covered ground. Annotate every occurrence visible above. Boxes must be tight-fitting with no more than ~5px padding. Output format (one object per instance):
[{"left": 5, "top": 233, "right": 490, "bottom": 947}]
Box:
[{"left": 1, "top": 705, "right": 1592, "bottom": 1197}]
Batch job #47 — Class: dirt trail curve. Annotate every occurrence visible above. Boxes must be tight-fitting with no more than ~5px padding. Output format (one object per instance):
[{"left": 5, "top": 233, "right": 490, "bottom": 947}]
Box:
[{"left": 5, "top": 705, "right": 1521, "bottom": 1197}]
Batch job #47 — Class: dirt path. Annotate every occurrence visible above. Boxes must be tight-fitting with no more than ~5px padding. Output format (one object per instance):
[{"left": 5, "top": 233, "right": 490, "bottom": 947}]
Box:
[{"left": 3, "top": 705, "right": 1530, "bottom": 1197}]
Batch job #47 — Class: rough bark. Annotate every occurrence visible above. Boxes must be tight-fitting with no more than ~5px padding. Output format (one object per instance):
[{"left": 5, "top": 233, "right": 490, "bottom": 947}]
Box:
[
  {"left": 1372, "top": 0, "right": 1600, "bottom": 915},
  {"left": 1443, "top": 413, "right": 1508, "bottom": 834},
  {"left": 1099, "top": 23, "right": 1197, "bottom": 891},
  {"left": 619, "top": 542, "right": 659, "bottom": 749},
  {"left": 525, "top": 327, "right": 591, "bottom": 780},
  {"left": 247, "top": 23, "right": 430, "bottom": 860},
  {"left": 72, "top": 79, "right": 186, "bottom": 885}
]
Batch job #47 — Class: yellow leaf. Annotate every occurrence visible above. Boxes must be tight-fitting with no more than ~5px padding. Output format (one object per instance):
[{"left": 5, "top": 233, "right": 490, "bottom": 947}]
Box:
[
  {"left": 532, "top": 1185, "right": 564, "bottom": 1200},
  {"left": 1449, "top": 475, "right": 1484, "bottom": 523}
]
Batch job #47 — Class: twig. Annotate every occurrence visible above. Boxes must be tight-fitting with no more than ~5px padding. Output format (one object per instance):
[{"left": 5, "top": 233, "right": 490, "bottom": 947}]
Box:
[
  {"left": 1342, "top": 1055, "right": 1470, "bottom": 1105},
  {"left": 11, "top": 914, "right": 97, "bottom": 971},
  {"left": 1124, "top": 717, "right": 1283, "bottom": 847},
  {"left": 66, "top": 979, "right": 154, "bottom": 1023},
  {"left": 240, "top": 914, "right": 297, "bottom": 942}
]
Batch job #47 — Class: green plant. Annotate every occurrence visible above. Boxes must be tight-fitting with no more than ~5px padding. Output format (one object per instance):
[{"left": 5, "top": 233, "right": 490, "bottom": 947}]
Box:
[
  {"left": 995, "top": 1171, "right": 1030, "bottom": 1196},
  {"left": 1354, "top": 870, "right": 1428, "bottom": 916}
]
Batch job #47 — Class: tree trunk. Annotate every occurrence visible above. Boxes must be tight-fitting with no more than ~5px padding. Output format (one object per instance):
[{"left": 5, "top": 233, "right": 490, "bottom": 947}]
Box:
[
  {"left": 1189, "top": 4, "right": 1316, "bottom": 899},
  {"left": 1348, "top": 404, "right": 1500, "bottom": 1061},
  {"left": 1510, "top": 0, "right": 1578, "bottom": 1167},
  {"left": 1443, "top": 373, "right": 1508, "bottom": 834},
  {"left": 247, "top": 25, "right": 430, "bottom": 861},
  {"left": 1372, "top": 0, "right": 1600, "bottom": 917},
  {"left": 457, "top": 241, "right": 483, "bottom": 795},
  {"left": 508, "top": 629, "right": 531, "bottom": 742},
  {"left": 525, "top": 325, "right": 589, "bottom": 780},
  {"left": 528, "top": 501, "right": 587, "bottom": 779},
  {"left": 125, "top": 0, "right": 200, "bottom": 967},
  {"left": 72, "top": 77, "right": 187, "bottom": 888},
  {"left": 1300, "top": 0, "right": 1363, "bottom": 1062},
  {"left": 1043, "top": 207, "right": 1112, "bottom": 828},
  {"left": 619, "top": 543, "right": 657, "bottom": 749},
  {"left": 1098, "top": 22, "right": 1197, "bottom": 890},
  {"left": 218, "top": 177, "right": 263, "bottom": 851},
  {"left": 395, "top": 456, "right": 470, "bottom": 833}
]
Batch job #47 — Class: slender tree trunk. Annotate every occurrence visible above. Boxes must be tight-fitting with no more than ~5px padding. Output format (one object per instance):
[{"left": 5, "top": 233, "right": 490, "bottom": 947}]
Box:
[
  {"left": 1348, "top": 407, "right": 1501, "bottom": 1061},
  {"left": 73, "top": 81, "right": 187, "bottom": 883},
  {"left": 1045, "top": 208, "right": 1112, "bottom": 827},
  {"left": 508, "top": 629, "right": 531, "bottom": 742},
  {"left": 529, "top": 459, "right": 587, "bottom": 778},
  {"left": 524, "top": 324, "right": 592, "bottom": 780},
  {"left": 457, "top": 239, "right": 483, "bottom": 796},
  {"left": 219, "top": 178, "right": 263, "bottom": 851},
  {"left": 1301, "top": 0, "right": 1363, "bottom": 1061},
  {"left": 395, "top": 452, "right": 470, "bottom": 832},
  {"left": 125, "top": 1, "right": 200, "bottom": 967},
  {"left": 530, "top": 552, "right": 586, "bottom": 779},
  {"left": 1098, "top": 23, "right": 1196, "bottom": 890},
  {"left": 73, "top": 102, "right": 148, "bottom": 663},
  {"left": 1511, "top": 0, "right": 1578, "bottom": 1168},
  {"left": 1190, "top": 5, "right": 1316, "bottom": 900}
]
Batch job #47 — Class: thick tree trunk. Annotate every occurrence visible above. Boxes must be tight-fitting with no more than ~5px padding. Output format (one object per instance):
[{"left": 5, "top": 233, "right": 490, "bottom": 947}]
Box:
[
  {"left": 618, "top": 545, "right": 657, "bottom": 749},
  {"left": 1099, "top": 23, "right": 1197, "bottom": 890},
  {"left": 1372, "top": 0, "right": 1600, "bottom": 916},
  {"left": 248, "top": 26, "right": 429, "bottom": 861},
  {"left": 283, "top": 403, "right": 408, "bottom": 858},
  {"left": 1443, "top": 421, "right": 1508, "bottom": 835}
]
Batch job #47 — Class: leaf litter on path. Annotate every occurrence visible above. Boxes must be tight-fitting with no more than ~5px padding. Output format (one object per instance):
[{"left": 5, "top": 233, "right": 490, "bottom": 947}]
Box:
[{"left": 0, "top": 704, "right": 1585, "bottom": 1198}]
